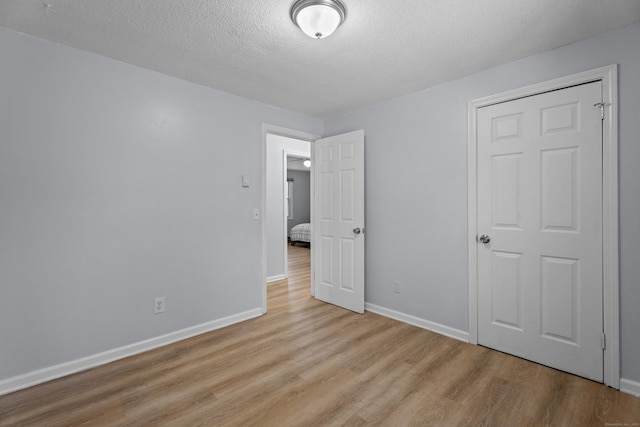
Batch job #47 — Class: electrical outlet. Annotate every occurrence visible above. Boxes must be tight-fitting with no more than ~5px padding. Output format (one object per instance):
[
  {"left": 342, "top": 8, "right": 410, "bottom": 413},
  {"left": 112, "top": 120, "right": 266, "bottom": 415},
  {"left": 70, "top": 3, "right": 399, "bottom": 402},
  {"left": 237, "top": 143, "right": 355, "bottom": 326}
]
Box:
[
  {"left": 154, "top": 297, "right": 165, "bottom": 314},
  {"left": 394, "top": 281, "right": 401, "bottom": 293}
]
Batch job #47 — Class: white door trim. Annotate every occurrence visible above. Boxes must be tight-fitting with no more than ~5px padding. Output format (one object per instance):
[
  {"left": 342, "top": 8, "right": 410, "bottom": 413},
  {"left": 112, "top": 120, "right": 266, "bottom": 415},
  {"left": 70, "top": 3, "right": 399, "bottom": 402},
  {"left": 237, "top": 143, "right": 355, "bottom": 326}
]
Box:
[
  {"left": 262, "top": 124, "right": 320, "bottom": 314},
  {"left": 467, "top": 65, "right": 619, "bottom": 388}
]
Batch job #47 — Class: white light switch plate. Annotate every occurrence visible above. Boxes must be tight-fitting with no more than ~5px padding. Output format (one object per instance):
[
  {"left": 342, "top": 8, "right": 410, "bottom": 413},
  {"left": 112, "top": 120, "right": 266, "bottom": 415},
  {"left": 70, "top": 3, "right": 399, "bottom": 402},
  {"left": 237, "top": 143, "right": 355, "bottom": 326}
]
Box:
[{"left": 242, "top": 175, "right": 250, "bottom": 187}]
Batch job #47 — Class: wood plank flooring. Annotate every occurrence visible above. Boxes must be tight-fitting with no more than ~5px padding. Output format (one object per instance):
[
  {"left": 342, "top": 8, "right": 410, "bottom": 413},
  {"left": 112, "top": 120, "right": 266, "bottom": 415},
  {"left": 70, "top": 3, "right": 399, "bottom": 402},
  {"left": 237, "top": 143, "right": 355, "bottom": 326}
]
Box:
[{"left": 1, "top": 244, "right": 639, "bottom": 426}]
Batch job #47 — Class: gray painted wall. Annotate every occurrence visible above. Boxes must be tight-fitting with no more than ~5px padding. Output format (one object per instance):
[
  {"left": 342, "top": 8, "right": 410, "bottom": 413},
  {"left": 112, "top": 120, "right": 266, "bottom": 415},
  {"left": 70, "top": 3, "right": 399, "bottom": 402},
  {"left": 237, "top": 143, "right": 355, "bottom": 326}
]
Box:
[
  {"left": 0, "top": 27, "right": 322, "bottom": 381},
  {"left": 2, "top": 21, "right": 639, "bottom": 390},
  {"left": 324, "top": 23, "right": 640, "bottom": 385},
  {"left": 287, "top": 169, "right": 311, "bottom": 236}
]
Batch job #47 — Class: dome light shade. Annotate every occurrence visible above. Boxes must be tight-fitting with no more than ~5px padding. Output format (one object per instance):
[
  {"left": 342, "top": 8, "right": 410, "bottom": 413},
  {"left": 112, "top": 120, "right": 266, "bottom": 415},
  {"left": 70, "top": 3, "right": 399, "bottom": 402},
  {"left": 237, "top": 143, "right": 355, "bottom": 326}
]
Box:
[
  {"left": 303, "top": 159, "right": 311, "bottom": 167},
  {"left": 291, "top": 0, "right": 346, "bottom": 39}
]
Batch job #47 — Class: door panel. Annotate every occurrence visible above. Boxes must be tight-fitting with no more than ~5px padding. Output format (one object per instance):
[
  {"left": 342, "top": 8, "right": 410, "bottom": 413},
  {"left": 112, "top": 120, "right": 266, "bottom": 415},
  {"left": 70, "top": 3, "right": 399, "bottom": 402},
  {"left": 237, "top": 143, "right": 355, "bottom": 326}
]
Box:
[
  {"left": 540, "top": 256, "right": 578, "bottom": 343},
  {"left": 320, "top": 237, "right": 333, "bottom": 286},
  {"left": 491, "top": 251, "right": 522, "bottom": 330},
  {"left": 340, "top": 238, "right": 355, "bottom": 291},
  {"left": 492, "top": 154, "right": 522, "bottom": 228},
  {"left": 541, "top": 148, "right": 578, "bottom": 230},
  {"left": 313, "top": 130, "right": 365, "bottom": 314},
  {"left": 477, "top": 81, "right": 603, "bottom": 381}
]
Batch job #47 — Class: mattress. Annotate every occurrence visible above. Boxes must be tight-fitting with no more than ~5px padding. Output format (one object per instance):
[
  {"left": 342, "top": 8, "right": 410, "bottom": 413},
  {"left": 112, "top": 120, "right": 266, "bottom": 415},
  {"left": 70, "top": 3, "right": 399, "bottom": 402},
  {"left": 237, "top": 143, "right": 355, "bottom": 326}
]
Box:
[{"left": 290, "top": 223, "right": 311, "bottom": 243}]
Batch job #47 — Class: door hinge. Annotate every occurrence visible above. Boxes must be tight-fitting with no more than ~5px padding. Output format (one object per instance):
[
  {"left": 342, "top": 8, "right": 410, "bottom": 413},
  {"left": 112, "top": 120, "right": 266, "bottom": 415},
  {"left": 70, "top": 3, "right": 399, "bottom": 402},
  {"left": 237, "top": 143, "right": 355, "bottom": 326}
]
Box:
[
  {"left": 601, "top": 333, "right": 606, "bottom": 350},
  {"left": 594, "top": 102, "right": 607, "bottom": 120}
]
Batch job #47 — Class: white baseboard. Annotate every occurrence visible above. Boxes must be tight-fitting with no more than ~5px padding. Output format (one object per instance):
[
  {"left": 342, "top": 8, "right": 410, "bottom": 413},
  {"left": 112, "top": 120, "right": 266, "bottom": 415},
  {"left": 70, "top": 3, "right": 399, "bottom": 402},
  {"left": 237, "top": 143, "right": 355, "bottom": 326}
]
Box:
[
  {"left": 620, "top": 378, "right": 640, "bottom": 397},
  {"left": 365, "top": 303, "right": 469, "bottom": 343},
  {"left": 0, "top": 308, "right": 263, "bottom": 397},
  {"left": 266, "top": 274, "right": 286, "bottom": 283},
  {"left": 366, "top": 304, "right": 640, "bottom": 396}
]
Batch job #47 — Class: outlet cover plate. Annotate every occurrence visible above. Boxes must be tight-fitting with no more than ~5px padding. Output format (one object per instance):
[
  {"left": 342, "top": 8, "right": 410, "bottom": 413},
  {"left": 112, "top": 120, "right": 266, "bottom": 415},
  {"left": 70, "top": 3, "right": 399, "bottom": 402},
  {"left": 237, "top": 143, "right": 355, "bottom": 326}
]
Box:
[{"left": 154, "top": 297, "right": 165, "bottom": 314}]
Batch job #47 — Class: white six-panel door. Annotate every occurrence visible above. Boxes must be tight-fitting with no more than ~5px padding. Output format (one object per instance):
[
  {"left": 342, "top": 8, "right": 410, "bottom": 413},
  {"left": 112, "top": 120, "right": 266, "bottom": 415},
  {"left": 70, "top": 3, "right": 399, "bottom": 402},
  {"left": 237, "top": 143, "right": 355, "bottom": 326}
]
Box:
[
  {"left": 313, "top": 130, "right": 365, "bottom": 314},
  {"left": 477, "top": 82, "right": 604, "bottom": 381}
]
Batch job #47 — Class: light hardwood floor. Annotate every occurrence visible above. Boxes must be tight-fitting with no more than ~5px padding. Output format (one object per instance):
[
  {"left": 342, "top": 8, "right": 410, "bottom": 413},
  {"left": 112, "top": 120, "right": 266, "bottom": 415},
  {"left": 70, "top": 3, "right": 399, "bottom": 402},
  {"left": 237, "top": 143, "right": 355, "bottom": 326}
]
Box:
[{"left": 1, "top": 244, "right": 639, "bottom": 426}]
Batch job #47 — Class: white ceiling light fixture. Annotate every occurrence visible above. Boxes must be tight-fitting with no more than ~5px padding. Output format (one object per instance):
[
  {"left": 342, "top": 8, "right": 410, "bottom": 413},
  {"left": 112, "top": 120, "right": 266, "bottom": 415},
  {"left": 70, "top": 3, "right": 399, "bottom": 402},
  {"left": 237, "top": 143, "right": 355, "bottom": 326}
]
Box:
[
  {"left": 303, "top": 159, "right": 311, "bottom": 168},
  {"left": 291, "top": 0, "right": 346, "bottom": 39}
]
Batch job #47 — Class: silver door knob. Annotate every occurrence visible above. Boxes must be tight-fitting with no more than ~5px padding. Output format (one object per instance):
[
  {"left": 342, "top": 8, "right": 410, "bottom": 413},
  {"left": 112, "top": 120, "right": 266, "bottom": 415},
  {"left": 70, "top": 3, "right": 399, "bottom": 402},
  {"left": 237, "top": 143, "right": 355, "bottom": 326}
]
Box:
[
  {"left": 353, "top": 227, "right": 361, "bottom": 234},
  {"left": 479, "top": 234, "right": 491, "bottom": 244}
]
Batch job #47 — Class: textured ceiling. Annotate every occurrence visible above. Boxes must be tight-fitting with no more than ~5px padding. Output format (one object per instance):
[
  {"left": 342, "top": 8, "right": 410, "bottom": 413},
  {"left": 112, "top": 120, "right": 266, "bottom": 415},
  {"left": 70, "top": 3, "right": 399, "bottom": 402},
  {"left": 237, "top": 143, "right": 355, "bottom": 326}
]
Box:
[{"left": 1, "top": 1, "right": 639, "bottom": 118}]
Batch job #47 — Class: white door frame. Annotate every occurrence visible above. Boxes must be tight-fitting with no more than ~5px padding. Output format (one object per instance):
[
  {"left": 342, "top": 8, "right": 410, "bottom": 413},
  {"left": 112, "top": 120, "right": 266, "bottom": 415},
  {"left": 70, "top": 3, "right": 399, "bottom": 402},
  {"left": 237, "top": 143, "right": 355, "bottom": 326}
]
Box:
[
  {"left": 262, "top": 124, "right": 319, "bottom": 314},
  {"left": 467, "top": 65, "right": 619, "bottom": 388}
]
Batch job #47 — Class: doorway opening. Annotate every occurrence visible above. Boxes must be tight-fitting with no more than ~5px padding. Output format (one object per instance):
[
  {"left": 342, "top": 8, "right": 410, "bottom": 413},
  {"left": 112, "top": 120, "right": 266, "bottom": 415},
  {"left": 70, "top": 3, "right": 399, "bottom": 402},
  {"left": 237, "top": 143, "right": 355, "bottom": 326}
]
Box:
[
  {"left": 262, "top": 125, "right": 366, "bottom": 315},
  {"left": 286, "top": 154, "right": 312, "bottom": 252},
  {"left": 262, "top": 124, "right": 318, "bottom": 313}
]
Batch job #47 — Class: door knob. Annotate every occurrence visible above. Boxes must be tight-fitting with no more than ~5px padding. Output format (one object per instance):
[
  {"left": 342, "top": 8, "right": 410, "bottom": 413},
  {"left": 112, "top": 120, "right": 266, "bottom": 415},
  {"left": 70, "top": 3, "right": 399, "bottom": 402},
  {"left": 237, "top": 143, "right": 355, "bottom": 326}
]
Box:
[
  {"left": 353, "top": 227, "right": 361, "bottom": 235},
  {"left": 479, "top": 234, "right": 491, "bottom": 244}
]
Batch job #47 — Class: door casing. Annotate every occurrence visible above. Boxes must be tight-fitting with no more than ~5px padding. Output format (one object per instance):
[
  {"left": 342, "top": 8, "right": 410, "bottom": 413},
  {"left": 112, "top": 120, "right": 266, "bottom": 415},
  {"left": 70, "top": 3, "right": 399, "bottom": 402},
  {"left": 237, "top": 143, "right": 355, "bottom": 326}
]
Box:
[
  {"left": 262, "top": 124, "right": 319, "bottom": 313},
  {"left": 467, "top": 65, "right": 619, "bottom": 388}
]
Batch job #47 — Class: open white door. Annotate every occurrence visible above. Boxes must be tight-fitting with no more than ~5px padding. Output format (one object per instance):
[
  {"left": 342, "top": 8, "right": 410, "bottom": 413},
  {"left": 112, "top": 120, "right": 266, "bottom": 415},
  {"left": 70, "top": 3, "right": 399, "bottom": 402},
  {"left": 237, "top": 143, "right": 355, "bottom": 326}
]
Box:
[{"left": 313, "top": 130, "right": 365, "bottom": 313}]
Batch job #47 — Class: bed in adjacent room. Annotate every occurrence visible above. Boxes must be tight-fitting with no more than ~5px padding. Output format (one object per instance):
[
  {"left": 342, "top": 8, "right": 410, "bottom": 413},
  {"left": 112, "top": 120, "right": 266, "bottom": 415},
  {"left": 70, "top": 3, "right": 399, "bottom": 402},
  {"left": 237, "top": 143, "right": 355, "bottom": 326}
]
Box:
[{"left": 290, "top": 223, "right": 311, "bottom": 246}]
